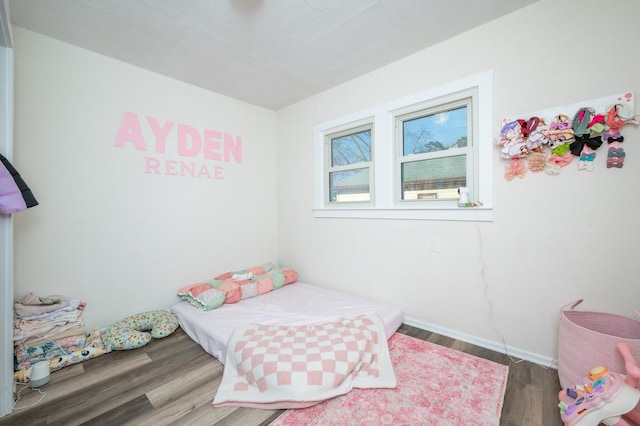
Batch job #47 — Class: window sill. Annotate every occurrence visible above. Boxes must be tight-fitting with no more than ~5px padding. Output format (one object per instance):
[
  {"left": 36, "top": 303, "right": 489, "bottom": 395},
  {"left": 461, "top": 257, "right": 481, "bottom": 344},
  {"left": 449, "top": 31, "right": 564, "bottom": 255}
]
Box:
[{"left": 312, "top": 206, "right": 493, "bottom": 222}]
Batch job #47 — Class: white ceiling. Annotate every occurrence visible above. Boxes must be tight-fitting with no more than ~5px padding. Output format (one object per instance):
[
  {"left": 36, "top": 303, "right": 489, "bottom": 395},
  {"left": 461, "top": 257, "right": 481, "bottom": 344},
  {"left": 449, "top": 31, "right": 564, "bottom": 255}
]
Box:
[{"left": 8, "top": 0, "right": 537, "bottom": 110}]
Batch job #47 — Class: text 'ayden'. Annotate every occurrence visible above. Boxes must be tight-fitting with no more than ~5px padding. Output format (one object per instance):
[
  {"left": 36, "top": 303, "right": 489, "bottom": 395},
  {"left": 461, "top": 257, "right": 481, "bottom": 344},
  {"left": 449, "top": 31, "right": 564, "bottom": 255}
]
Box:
[{"left": 114, "top": 112, "right": 243, "bottom": 179}]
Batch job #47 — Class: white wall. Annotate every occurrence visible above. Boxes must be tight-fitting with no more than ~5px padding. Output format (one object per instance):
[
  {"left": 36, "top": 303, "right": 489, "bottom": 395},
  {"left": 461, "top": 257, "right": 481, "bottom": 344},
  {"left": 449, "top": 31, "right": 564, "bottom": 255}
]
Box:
[
  {"left": 11, "top": 27, "right": 279, "bottom": 330},
  {"left": 276, "top": 0, "right": 640, "bottom": 364}
]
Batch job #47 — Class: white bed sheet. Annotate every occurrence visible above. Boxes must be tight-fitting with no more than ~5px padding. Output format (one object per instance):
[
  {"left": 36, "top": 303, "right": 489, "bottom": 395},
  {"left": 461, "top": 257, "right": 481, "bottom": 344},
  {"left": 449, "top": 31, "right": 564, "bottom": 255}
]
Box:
[{"left": 171, "top": 282, "right": 404, "bottom": 364}]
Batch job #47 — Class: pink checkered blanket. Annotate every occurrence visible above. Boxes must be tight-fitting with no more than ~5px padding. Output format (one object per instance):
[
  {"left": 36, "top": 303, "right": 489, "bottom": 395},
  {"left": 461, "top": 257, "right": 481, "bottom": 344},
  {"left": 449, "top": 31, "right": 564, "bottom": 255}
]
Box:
[{"left": 212, "top": 315, "right": 397, "bottom": 409}]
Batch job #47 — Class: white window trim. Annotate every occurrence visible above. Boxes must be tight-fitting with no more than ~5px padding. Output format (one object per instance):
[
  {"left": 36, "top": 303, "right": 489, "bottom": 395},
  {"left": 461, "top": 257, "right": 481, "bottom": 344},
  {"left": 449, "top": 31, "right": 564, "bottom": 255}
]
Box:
[{"left": 313, "top": 70, "right": 493, "bottom": 222}]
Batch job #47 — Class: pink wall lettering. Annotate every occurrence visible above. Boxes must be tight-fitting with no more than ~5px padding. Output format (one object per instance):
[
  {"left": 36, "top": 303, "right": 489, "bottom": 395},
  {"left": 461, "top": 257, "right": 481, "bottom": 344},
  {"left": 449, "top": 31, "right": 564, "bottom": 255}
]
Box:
[
  {"left": 115, "top": 112, "right": 147, "bottom": 151},
  {"left": 203, "top": 129, "right": 222, "bottom": 161},
  {"left": 147, "top": 116, "right": 173, "bottom": 154},
  {"left": 114, "top": 111, "right": 243, "bottom": 180},
  {"left": 144, "top": 157, "right": 224, "bottom": 179},
  {"left": 177, "top": 124, "right": 200, "bottom": 157}
]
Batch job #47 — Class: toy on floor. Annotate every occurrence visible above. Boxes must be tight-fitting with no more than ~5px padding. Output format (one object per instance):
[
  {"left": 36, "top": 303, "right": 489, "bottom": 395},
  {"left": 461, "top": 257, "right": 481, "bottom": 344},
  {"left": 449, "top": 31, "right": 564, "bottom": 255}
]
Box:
[
  {"left": 102, "top": 310, "right": 179, "bottom": 350},
  {"left": 558, "top": 342, "right": 640, "bottom": 426}
]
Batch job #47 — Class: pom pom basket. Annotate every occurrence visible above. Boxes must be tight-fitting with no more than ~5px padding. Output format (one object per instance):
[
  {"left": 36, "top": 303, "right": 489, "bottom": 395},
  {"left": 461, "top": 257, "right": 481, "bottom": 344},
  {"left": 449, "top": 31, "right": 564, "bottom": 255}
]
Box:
[{"left": 558, "top": 299, "right": 640, "bottom": 389}]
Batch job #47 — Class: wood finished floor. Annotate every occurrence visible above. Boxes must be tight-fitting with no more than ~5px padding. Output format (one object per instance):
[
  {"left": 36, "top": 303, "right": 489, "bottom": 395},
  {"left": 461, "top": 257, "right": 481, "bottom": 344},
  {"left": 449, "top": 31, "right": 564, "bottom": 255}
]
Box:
[{"left": 2, "top": 324, "right": 563, "bottom": 426}]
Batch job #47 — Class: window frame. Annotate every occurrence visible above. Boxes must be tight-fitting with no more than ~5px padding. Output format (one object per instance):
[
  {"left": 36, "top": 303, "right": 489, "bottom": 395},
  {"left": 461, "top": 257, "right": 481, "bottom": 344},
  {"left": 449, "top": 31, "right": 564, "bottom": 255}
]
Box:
[
  {"left": 313, "top": 71, "right": 493, "bottom": 221},
  {"left": 394, "top": 93, "right": 476, "bottom": 206},
  {"left": 325, "top": 122, "right": 374, "bottom": 205}
]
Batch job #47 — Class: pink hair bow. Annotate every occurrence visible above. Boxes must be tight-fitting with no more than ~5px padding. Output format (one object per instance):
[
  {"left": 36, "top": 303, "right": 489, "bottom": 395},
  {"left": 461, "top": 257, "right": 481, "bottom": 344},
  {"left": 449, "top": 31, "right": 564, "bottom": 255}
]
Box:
[{"left": 505, "top": 158, "right": 526, "bottom": 181}]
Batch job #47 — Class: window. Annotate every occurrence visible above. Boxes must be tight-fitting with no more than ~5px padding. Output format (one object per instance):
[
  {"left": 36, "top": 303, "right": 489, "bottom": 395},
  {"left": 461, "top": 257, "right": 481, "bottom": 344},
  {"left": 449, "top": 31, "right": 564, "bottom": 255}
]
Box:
[
  {"left": 326, "top": 124, "right": 373, "bottom": 204},
  {"left": 396, "top": 99, "right": 472, "bottom": 203},
  {"left": 313, "top": 71, "right": 493, "bottom": 221}
]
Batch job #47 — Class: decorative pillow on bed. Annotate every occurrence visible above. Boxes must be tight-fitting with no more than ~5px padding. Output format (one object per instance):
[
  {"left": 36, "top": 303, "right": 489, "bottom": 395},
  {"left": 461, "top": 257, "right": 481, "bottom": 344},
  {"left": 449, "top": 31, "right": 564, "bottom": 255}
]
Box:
[
  {"left": 176, "top": 283, "right": 227, "bottom": 311},
  {"left": 177, "top": 262, "right": 298, "bottom": 311},
  {"left": 214, "top": 260, "right": 279, "bottom": 281}
]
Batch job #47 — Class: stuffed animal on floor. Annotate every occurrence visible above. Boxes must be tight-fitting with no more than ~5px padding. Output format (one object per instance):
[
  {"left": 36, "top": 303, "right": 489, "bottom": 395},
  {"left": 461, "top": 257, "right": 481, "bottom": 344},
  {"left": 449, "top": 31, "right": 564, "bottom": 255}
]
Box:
[{"left": 102, "top": 310, "right": 179, "bottom": 350}]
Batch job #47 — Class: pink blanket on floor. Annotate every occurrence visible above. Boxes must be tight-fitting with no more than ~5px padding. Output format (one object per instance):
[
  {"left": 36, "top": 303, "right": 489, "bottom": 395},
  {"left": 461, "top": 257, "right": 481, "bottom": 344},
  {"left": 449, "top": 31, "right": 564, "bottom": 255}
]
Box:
[{"left": 212, "top": 315, "right": 397, "bottom": 409}]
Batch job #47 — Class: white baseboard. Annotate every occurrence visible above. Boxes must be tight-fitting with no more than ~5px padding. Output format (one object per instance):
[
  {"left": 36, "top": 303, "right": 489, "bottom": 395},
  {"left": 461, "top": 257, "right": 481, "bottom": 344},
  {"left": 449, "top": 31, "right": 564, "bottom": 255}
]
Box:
[{"left": 403, "top": 316, "right": 558, "bottom": 369}]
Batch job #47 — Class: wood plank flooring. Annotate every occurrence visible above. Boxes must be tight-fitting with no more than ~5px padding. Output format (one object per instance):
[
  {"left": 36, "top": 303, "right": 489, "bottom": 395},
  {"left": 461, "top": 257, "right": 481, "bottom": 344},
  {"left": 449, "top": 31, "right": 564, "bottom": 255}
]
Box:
[{"left": 1, "top": 324, "right": 563, "bottom": 425}]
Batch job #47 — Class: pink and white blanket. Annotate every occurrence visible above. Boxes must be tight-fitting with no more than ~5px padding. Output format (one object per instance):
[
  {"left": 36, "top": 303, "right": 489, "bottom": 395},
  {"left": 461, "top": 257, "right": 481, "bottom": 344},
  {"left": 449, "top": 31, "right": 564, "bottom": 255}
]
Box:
[{"left": 212, "top": 315, "right": 397, "bottom": 409}]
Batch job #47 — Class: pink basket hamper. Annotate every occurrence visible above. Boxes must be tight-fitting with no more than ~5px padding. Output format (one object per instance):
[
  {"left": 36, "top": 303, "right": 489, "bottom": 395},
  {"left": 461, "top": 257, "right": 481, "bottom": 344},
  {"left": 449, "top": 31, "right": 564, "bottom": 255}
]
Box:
[{"left": 557, "top": 299, "right": 640, "bottom": 389}]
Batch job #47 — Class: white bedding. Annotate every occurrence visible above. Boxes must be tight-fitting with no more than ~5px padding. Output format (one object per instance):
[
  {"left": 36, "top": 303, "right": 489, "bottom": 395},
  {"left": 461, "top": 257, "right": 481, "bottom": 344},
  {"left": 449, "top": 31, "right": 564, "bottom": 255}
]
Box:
[{"left": 171, "top": 282, "right": 404, "bottom": 364}]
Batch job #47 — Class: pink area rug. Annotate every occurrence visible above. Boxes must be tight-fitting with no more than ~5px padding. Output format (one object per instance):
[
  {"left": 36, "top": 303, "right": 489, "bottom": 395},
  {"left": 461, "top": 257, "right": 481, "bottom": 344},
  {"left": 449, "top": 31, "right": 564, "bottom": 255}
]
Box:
[{"left": 270, "top": 332, "right": 509, "bottom": 426}]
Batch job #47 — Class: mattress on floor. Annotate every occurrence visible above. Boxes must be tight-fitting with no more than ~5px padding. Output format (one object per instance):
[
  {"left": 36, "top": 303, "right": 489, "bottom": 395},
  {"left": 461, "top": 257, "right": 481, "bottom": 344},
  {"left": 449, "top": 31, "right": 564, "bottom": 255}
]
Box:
[{"left": 171, "top": 282, "right": 404, "bottom": 364}]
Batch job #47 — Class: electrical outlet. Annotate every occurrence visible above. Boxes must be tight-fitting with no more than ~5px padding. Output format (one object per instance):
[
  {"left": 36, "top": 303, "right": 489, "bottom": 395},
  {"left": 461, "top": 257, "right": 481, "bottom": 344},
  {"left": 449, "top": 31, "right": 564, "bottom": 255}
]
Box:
[{"left": 431, "top": 238, "right": 441, "bottom": 253}]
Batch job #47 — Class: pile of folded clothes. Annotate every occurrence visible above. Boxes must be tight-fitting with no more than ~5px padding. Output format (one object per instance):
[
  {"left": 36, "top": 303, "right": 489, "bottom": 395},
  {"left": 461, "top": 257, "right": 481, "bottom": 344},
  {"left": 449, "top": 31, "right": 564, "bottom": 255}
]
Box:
[{"left": 13, "top": 293, "right": 87, "bottom": 372}]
